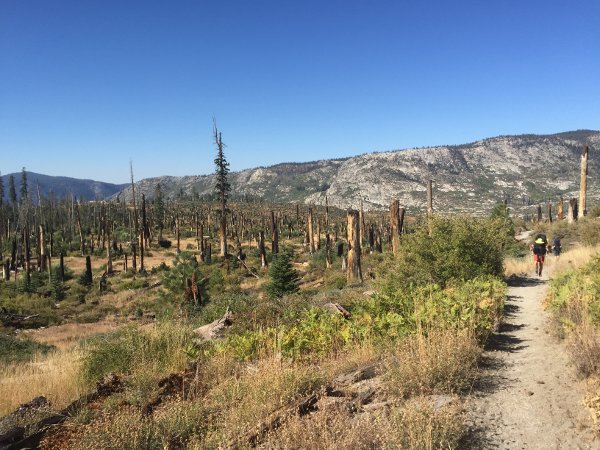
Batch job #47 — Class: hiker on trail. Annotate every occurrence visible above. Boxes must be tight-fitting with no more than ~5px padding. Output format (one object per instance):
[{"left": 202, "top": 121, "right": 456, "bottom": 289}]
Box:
[
  {"left": 532, "top": 234, "right": 548, "bottom": 276},
  {"left": 552, "top": 237, "right": 562, "bottom": 259}
]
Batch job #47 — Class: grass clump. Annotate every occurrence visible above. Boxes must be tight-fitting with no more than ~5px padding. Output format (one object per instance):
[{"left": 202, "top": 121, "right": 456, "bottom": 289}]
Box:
[
  {"left": 547, "top": 255, "right": 600, "bottom": 377},
  {"left": 80, "top": 322, "right": 193, "bottom": 386},
  {"left": 0, "top": 334, "right": 54, "bottom": 364}
]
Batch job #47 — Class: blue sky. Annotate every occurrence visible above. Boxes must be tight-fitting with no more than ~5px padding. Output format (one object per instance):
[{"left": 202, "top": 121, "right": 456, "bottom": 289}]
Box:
[{"left": 1, "top": 0, "right": 599, "bottom": 183}]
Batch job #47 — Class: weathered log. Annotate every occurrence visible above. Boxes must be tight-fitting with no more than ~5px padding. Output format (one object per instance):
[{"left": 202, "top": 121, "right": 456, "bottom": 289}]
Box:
[
  {"left": 193, "top": 310, "right": 233, "bottom": 342},
  {"left": 323, "top": 302, "right": 351, "bottom": 319}
]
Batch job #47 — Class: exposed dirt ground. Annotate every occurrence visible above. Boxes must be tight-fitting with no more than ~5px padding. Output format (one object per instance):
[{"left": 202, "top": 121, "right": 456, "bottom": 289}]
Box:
[{"left": 465, "top": 270, "right": 600, "bottom": 449}]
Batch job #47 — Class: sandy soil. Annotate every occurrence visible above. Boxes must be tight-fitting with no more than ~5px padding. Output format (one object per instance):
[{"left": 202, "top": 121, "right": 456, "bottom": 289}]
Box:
[{"left": 465, "top": 271, "right": 600, "bottom": 449}]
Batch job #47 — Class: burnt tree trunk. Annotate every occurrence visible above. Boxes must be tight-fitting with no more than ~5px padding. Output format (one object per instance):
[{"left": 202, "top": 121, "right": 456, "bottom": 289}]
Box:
[
  {"left": 74, "top": 198, "right": 85, "bottom": 256},
  {"left": 39, "top": 225, "right": 47, "bottom": 272},
  {"left": 259, "top": 230, "right": 268, "bottom": 269},
  {"left": 568, "top": 198, "right": 578, "bottom": 224},
  {"left": 579, "top": 145, "right": 589, "bottom": 218},
  {"left": 390, "top": 200, "right": 400, "bottom": 255},
  {"left": 140, "top": 194, "right": 147, "bottom": 271},
  {"left": 427, "top": 179, "right": 433, "bottom": 217},
  {"left": 308, "top": 208, "right": 315, "bottom": 254},
  {"left": 346, "top": 209, "right": 362, "bottom": 283},
  {"left": 325, "top": 233, "right": 332, "bottom": 269},
  {"left": 270, "top": 211, "right": 279, "bottom": 256},
  {"left": 557, "top": 197, "right": 564, "bottom": 221}
]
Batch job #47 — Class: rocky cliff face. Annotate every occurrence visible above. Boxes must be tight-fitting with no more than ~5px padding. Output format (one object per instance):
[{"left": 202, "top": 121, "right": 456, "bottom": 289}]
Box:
[{"left": 113, "top": 130, "right": 599, "bottom": 214}]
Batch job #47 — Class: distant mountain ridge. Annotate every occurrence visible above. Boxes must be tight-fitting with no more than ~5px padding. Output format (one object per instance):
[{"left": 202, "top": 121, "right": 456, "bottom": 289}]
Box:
[
  {"left": 0, "top": 172, "right": 127, "bottom": 201},
  {"left": 112, "top": 129, "right": 600, "bottom": 214},
  {"left": 3, "top": 130, "right": 597, "bottom": 214}
]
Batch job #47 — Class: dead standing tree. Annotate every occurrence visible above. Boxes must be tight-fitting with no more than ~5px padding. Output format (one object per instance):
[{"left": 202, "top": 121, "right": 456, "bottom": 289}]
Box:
[
  {"left": 390, "top": 200, "right": 400, "bottom": 255},
  {"left": 557, "top": 197, "right": 564, "bottom": 221},
  {"left": 346, "top": 209, "right": 362, "bottom": 284},
  {"left": 130, "top": 161, "right": 139, "bottom": 271},
  {"left": 579, "top": 145, "right": 589, "bottom": 218}
]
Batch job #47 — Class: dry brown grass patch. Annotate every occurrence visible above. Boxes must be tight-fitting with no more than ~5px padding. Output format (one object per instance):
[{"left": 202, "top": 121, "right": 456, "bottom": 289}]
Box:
[
  {"left": 22, "top": 320, "right": 119, "bottom": 350},
  {"left": 384, "top": 330, "right": 481, "bottom": 398},
  {"left": 0, "top": 347, "right": 84, "bottom": 416}
]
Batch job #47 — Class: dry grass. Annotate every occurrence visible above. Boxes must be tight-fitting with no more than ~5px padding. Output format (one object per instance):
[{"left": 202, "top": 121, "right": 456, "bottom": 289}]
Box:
[
  {"left": 568, "top": 323, "right": 600, "bottom": 378},
  {"left": 384, "top": 330, "right": 481, "bottom": 398},
  {"left": 0, "top": 347, "right": 84, "bottom": 416},
  {"left": 21, "top": 320, "right": 118, "bottom": 350},
  {"left": 1, "top": 320, "right": 121, "bottom": 416},
  {"left": 263, "top": 395, "right": 463, "bottom": 450}
]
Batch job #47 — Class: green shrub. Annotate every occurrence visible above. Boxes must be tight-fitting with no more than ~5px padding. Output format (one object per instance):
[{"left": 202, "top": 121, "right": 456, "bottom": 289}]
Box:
[
  {"left": 376, "top": 216, "right": 504, "bottom": 289},
  {"left": 159, "top": 252, "right": 206, "bottom": 313},
  {"left": 0, "top": 334, "right": 54, "bottom": 363},
  {"left": 50, "top": 267, "right": 66, "bottom": 301}
]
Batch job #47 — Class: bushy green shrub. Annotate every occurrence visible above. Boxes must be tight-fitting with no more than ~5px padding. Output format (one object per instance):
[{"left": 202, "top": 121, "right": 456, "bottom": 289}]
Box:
[
  {"left": 548, "top": 255, "right": 600, "bottom": 328},
  {"left": 159, "top": 252, "right": 206, "bottom": 312},
  {"left": 376, "top": 216, "right": 504, "bottom": 289}
]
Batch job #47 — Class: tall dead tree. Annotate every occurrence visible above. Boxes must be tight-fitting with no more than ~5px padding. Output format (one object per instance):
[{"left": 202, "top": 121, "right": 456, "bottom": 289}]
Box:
[
  {"left": 547, "top": 203, "right": 552, "bottom": 223},
  {"left": 346, "top": 209, "right": 362, "bottom": 283},
  {"left": 139, "top": 194, "right": 147, "bottom": 272},
  {"left": 426, "top": 179, "right": 433, "bottom": 235},
  {"left": 390, "top": 200, "right": 400, "bottom": 255},
  {"left": 270, "top": 211, "right": 279, "bottom": 255},
  {"left": 536, "top": 205, "right": 542, "bottom": 223},
  {"left": 579, "top": 145, "right": 589, "bottom": 218},
  {"left": 557, "top": 197, "right": 564, "bottom": 221},
  {"left": 259, "top": 230, "right": 268, "bottom": 269},
  {"left": 38, "top": 224, "right": 47, "bottom": 272},
  {"left": 568, "top": 198, "right": 578, "bottom": 224},
  {"left": 73, "top": 197, "right": 85, "bottom": 256},
  {"left": 426, "top": 179, "right": 433, "bottom": 217},
  {"left": 130, "top": 161, "right": 139, "bottom": 270},
  {"left": 308, "top": 208, "right": 315, "bottom": 254},
  {"left": 359, "top": 199, "right": 365, "bottom": 251}
]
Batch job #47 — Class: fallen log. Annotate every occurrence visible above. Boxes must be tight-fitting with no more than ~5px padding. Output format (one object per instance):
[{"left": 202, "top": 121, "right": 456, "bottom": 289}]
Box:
[
  {"left": 193, "top": 310, "right": 233, "bottom": 342},
  {"left": 322, "top": 302, "right": 351, "bottom": 319}
]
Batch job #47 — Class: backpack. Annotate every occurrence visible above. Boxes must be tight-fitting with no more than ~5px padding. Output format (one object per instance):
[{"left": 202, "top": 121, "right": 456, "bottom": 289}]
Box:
[{"left": 533, "top": 234, "right": 547, "bottom": 255}]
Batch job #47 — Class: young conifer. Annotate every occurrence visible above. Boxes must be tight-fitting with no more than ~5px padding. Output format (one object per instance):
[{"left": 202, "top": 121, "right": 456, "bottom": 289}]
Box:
[
  {"left": 265, "top": 252, "right": 300, "bottom": 299},
  {"left": 213, "top": 121, "right": 230, "bottom": 257}
]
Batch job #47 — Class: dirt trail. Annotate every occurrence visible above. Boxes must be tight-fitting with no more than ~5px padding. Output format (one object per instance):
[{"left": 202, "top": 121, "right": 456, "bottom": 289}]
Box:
[{"left": 466, "top": 271, "right": 599, "bottom": 449}]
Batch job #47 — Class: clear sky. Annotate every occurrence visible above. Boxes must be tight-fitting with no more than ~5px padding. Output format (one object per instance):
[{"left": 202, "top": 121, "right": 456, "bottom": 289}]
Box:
[{"left": 1, "top": 0, "right": 599, "bottom": 183}]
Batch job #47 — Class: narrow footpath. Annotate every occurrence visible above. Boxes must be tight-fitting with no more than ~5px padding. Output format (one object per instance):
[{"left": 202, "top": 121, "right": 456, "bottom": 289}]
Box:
[{"left": 465, "top": 272, "right": 599, "bottom": 449}]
